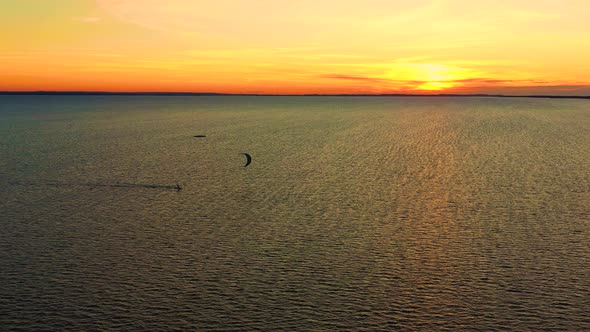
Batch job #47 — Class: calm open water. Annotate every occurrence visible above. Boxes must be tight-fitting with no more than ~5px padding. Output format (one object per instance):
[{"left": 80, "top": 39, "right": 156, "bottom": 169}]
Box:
[{"left": 1, "top": 96, "right": 589, "bottom": 331}]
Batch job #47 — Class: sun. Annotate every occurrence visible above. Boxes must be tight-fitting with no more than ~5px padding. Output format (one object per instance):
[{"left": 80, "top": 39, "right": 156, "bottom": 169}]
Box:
[
  {"left": 413, "top": 63, "right": 458, "bottom": 91},
  {"left": 417, "top": 81, "right": 456, "bottom": 91},
  {"left": 386, "top": 63, "right": 472, "bottom": 92}
]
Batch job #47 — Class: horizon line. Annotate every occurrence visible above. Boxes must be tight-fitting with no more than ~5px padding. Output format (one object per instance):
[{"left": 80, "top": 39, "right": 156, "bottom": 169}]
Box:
[{"left": 1, "top": 91, "right": 590, "bottom": 100}]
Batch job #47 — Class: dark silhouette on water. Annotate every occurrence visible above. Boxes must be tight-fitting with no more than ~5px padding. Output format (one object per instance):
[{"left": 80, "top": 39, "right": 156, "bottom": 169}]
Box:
[
  {"left": 193, "top": 135, "right": 207, "bottom": 138},
  {"left": 243, "top": 153, "right": 252, "bottom": 167},
  {"left": 8, "top": 180, "right": 183, "bottom": 192}
]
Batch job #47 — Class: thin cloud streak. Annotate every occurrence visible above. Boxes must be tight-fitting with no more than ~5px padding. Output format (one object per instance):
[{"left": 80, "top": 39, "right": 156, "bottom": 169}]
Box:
[
  {"left": 319, "top": 74, "right": 391, "bottom": 83},
  {"left": 321, "top": 74, "right": 551, "bottom": 86},
  {"left": 74, "top": 17, "right": 102, "bottom": 23}
]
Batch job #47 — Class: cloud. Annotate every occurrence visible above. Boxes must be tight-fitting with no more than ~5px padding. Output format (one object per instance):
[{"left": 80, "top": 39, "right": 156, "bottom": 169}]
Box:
[
  {"left": 320, "top": 74, "right": 529, "bottom": 86},
  {"left": 74, "top": 17, "right": 102, "bottom": 23},
  {"left": 320, "top": 74, "right": 389, "bottom": 83},
  {"left": 454, "top": 78, "right": 516, "bottom": 84},
  {"left": 451, "top": 78, "right": 559, "bottom": 85}
]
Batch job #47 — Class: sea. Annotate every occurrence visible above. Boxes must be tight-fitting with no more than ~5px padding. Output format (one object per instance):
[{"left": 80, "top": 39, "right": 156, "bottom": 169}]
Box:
[{"left": 1, "top": 95, "right": 589, "bottom": 331}]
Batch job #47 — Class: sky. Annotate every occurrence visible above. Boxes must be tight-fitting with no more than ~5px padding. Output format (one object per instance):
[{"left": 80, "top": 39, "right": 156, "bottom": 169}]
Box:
[{"left": 2, "top": 0, "right": 590, "bottom": 95}]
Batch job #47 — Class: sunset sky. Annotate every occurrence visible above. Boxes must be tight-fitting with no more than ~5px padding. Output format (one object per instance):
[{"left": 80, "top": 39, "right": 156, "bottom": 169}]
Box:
[{"left": 2, "top": 0, "right": 590, "bottom": 94}]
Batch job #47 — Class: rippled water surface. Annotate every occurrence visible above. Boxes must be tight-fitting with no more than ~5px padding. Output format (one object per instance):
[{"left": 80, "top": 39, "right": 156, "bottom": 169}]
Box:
[{"left": 1, "top": 96, "right": 589, "bottom": 331}]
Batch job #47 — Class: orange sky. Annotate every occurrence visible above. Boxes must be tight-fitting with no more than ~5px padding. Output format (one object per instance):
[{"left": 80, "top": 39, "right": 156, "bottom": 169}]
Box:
[{"left": 2, "top": 0, "right": 590, "bottom": 95}]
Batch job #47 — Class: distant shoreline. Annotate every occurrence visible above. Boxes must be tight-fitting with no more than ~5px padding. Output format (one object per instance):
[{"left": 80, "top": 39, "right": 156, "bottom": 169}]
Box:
[{"left": 1, "top": 91, "right": 589, "bottom": 99}]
